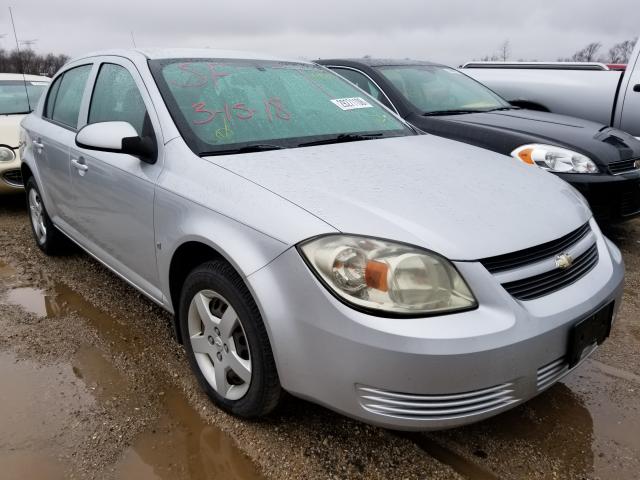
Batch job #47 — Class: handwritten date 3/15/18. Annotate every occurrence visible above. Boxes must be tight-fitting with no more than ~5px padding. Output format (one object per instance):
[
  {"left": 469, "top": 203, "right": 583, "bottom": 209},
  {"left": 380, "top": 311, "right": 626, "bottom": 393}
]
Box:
[{"left": 191, "top": 97, "right": 291, "bottom": 125}]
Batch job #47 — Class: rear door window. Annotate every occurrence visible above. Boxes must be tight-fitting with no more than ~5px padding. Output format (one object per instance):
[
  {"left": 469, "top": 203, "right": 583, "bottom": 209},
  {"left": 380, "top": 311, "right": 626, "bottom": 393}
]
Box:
[{"left": 49, "top": 65, "right": 92, "bottom": 129}]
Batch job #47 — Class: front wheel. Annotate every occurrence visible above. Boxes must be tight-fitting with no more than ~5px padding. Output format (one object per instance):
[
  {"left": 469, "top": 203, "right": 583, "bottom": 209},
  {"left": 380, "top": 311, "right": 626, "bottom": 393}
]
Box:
[{"left": 179, "top": 260, "right": 281, "bottom": 418}]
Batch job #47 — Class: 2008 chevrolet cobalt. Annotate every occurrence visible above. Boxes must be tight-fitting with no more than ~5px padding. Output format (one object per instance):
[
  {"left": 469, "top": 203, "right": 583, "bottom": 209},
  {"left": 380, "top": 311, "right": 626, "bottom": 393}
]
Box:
[{"left": 20, "top": 49, "right": 624, "bottom": 430}]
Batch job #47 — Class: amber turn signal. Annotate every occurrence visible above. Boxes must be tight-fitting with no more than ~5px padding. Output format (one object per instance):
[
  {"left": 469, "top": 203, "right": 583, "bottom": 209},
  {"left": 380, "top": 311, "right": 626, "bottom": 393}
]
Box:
[{"left": 365, "top": 260, "right": 389, "bottom": 292}]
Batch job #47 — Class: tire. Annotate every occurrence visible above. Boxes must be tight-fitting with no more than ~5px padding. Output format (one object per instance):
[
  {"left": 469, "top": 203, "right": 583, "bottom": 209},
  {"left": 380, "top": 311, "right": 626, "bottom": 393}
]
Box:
[
  {"left": 179, "top": 260, "right": 281, "bottom": 418},
  {"left": 25, "top": 177, "right": 71, "bottom": 255}
]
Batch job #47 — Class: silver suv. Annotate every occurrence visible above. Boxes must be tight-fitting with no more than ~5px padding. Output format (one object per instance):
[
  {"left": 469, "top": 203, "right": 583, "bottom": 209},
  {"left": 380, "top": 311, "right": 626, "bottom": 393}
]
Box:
[{"left": 20, "top": 49, "right": 624, "bottom": 430}]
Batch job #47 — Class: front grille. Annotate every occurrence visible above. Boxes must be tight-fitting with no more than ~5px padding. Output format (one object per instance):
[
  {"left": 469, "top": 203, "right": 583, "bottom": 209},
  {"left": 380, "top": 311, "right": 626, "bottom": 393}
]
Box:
[
  {"left": 608, "top": 158, "right": 639, "bottom": 175},
  {"left": 480, "top": 222, "right": 591, "bottom": 273},
  {"left": 620, "top": 189, "right": 640, "bottom": 216},
  {"left": 502, "top": 243, "right": 599, "bottom": 300},
  {"left": 537, "top": 357, "right": 568, "bottom": 391},
  {"left": 356, "top": 383, "right": 517, "bottom": 420},
  {"left": 2, "top": 169, "right": 23, "bottom": 187}
]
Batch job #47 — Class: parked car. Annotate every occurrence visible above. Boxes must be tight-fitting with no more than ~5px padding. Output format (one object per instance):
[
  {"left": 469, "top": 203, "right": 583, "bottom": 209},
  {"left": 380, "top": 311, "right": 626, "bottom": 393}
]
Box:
[
  {"left": 0, "top": 73, "right": 50, "bottom": 193},
  {"left": 318, "top": 58, "right": 640, "bottom": 223},
  {"left": 20, "top": 49, "right": 623, "bottom": 431},
  {"left": 461, "top": 39, "right": 640, "bottom": 138}
]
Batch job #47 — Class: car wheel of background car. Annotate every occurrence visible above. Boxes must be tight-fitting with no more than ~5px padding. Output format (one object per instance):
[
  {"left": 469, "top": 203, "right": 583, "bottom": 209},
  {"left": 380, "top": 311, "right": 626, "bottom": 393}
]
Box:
[
  {"left": 25, "top": 177, "right": 71, "bottom": 255},
  {"left": 179, "top": 260, "right": 281, "bottom": 418}
]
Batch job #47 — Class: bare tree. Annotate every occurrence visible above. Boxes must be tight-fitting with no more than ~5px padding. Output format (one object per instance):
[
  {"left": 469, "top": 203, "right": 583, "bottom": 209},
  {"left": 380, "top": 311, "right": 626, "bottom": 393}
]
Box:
[
  {"left": 570, "top": 42, "right": 602, "bottom": 62},
  {"left": 499, "top": 40, "right": 511, "bottom": 61},
  {"left": 607, "top": 37, "right": 638, "bottom": 63},
  {"left": 478, "top": 40, "right": 511, "bottom": 62}
]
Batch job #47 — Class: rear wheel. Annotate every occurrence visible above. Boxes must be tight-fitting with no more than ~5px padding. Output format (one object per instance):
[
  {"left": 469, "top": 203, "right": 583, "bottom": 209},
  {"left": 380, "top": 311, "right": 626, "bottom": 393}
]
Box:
[
  {"left": 25, "top": 177, "right": 70, "bottom": 255},
  {"left": 179, "top": 260, "right": 281, "bottom": 417}
]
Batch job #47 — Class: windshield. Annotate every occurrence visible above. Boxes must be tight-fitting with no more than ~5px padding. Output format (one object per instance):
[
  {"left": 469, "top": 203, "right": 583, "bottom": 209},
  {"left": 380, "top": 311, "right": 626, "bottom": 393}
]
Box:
[
  {"left": 0, "top": 80, "right": 49, "bottom": 115},
  {"left": 150, "top": 59, "right": 412, "bottom": 154},
  {"left": 376, "top": 65, "right": 510, "bottom": 114}
]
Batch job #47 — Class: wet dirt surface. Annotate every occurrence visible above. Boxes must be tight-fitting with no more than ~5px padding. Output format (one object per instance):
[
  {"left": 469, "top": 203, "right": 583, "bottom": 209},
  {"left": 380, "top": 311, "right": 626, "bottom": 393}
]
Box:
[{"left": 1, "top": 193, "right": 639, "bottom": 479}]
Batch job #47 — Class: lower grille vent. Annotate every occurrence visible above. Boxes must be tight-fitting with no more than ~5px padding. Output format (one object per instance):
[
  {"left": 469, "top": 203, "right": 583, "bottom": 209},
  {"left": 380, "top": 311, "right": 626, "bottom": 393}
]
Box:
[
  {"left": 537, "top": 357, "right": 569, "bottom": 391},
  {"left": 356, "top": 383, "right": 517, "bottom": 420}
]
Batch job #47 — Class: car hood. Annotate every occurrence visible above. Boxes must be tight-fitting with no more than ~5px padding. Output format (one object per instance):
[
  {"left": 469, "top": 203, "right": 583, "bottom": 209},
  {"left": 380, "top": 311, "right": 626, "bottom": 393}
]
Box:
[
  {"left": 411, "top": 109, "right": 640, "bottom": 165},
  {"left": 0, "top": 114, "right": 24, "bottom": 148},
  {"left": 209, "top": 135, "right": 591, "bottom": 260}
]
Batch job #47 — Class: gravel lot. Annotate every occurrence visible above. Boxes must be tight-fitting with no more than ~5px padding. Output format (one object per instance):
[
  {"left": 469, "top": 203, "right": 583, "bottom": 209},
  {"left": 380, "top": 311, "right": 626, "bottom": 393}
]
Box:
[{"left": 0, "top": 193, "right": 638, "bottom": 480}]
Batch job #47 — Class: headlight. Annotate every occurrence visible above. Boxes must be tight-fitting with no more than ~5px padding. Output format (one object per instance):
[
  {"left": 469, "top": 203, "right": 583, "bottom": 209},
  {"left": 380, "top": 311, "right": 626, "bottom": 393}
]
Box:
[
  {"left": 0, "top": 146, "right": 16, "bottom": 162},
  {"left": 298, "top": 235, "right": 477, "bottom": 316},
  {"left": 511, "top": 144, "right": 599, "bottom": 173}
]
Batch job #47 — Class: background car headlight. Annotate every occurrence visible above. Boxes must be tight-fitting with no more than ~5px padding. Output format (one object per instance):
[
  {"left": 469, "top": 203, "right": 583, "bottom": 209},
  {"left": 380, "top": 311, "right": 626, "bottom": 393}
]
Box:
[
  {"left": 0, "top": 146, "right": 16, "bottom": 163},
  {"left": 299, "top": 235, "right": 477, "bottom": 315},
  {"left": 511, "top": 144, "right": 599, "bottom": 173}
]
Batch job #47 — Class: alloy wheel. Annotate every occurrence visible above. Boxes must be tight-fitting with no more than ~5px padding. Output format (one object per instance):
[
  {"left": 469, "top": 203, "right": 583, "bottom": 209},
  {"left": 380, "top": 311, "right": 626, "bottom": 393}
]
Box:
[
  {"left": 28, "top": 188, "right": 47, "bottom": 245},
  {"left": 187, "top": 289, "right": 252, "bottom": 400}
]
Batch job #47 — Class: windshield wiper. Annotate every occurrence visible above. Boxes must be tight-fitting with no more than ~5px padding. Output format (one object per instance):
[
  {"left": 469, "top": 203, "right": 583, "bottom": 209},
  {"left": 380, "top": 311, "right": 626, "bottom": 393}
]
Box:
[
  {"left": 199, "top": 144, "right": 288, "bottom": 156},
  {"left": 297, "top": 133, "right": 384, "bottom": 147},
  {"left": 422, "top": 109, "right": 484, "bottom": 116},
  {"left": 484, "top": 106, "right": 519, "bottom": 112}
]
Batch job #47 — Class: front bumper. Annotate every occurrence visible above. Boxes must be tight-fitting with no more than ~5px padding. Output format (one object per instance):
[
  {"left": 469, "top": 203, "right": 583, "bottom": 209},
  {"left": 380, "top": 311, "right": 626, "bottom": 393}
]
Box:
[
  {"left": 558, "top": 170, "right": 640, "bottom": 223},
  {"left": 247, "top": 220, "right": 624, "bottom": 430}
]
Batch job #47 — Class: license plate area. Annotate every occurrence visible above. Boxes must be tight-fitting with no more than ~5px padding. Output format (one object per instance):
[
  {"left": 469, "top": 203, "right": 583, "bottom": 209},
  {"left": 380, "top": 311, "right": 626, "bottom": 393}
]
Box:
[{"left": 567, "top": 302, "right": 614, "bottom": 368}]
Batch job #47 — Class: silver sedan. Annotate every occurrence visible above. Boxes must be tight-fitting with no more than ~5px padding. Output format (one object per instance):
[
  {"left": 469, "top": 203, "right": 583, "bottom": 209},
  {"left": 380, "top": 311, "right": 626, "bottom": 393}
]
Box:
[{"left": 19, "top": 49, "right": 624, "bottom": 430}]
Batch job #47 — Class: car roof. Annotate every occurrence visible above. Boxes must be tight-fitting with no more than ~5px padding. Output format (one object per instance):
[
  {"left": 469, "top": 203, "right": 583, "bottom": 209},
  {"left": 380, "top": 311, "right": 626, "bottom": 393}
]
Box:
[
  {"left": 317, "top": 58, "right": 445, "bottom": 68},
  {"left": 68, "top": 48, "right": 312, "bottom": 64},
  {"left": 0, "top": 73, "right": 51, "bottom": 82}
]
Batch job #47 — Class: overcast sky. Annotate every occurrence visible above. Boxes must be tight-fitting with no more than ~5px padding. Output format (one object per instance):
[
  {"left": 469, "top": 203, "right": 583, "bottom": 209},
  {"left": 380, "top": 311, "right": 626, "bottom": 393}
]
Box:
[{"left": 2, "top": 0, "right": 638, "bottom": 65}]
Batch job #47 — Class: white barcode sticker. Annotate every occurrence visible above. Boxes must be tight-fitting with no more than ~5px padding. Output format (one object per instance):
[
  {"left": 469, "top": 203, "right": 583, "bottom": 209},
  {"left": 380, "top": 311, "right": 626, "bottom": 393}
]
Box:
[{"left": 331, "top": 97, "right": 373, "bottom": 110}]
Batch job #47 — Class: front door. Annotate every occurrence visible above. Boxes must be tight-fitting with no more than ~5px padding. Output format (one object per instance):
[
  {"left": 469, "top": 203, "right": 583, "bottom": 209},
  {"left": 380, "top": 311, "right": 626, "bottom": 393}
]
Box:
[{"left": 70, "top": 59, "right": 164, "bottom": 302}]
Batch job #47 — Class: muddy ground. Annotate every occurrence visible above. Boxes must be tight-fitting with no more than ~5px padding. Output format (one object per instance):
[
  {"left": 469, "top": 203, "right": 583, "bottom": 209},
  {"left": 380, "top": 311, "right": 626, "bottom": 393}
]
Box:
[{"left": 0, "top": 194, "right": 638, "bottom": 480}]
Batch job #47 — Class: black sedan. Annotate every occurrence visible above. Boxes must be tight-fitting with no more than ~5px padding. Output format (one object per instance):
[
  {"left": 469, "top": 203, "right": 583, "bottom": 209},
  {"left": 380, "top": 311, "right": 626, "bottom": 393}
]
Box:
[{"left": 317, "top": 58, "right": 640, "bottom": 223}]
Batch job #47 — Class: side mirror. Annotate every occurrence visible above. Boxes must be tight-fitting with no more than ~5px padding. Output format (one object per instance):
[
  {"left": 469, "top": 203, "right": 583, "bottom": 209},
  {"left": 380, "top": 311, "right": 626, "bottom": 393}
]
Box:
[{"left": 75, "top": 121, "right": 156, "bottom": 163}]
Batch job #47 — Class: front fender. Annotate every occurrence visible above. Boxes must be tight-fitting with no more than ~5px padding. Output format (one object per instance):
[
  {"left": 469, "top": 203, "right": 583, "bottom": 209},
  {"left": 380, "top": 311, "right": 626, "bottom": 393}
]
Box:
[{"left": 154, "top": 188, "right": 292, "bottom": 313}]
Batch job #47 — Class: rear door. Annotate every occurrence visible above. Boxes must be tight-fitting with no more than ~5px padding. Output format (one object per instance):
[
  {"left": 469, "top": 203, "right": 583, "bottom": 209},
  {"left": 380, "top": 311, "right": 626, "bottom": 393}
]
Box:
[
  {"left": 31, "top": 64, "right": 93, "bottom": 222},
  {"left": 69, "top": 57, "right": 164, "bottom": 302}
]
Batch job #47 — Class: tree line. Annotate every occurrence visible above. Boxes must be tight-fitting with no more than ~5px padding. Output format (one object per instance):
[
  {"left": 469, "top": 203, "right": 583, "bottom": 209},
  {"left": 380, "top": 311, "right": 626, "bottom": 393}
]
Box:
[
  {"left": 0, "top": 48, "right": 69, "bottom": 77},
  {"left": 480, "top": 38, "right": 638, "bottom": 64},
  {"left": 563, "top": 38, "right": 638, "bottom": 63}
]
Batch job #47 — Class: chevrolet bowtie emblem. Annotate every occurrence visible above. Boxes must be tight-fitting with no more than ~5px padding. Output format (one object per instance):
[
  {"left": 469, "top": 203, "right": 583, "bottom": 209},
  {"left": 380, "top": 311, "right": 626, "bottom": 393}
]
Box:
[{"left": 555, "top": 253, "right": 574, "bottom": 270}]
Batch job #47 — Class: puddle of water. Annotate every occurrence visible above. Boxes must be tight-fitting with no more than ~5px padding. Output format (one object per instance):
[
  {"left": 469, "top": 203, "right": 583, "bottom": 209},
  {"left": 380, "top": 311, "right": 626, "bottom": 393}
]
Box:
[
  {"left": 0, "top": 451, "right": 66, "bottom": 480},
  {"left": 423, "top": 360, "right": 640, "bottom": 480},
  {"left": 402, "top": 432, "right": 499, "bottom": 480},
  {"left": 0, "top": 266, "right": 263, "bottom": 480},
  {"left": 564, "top": 361, "right": 640, "bottom": 479},
  {"left": 116, "top": 390, "right": 261, "bottom": 480},
  {"left": 4, "top": 287, "right": 49, "bottom": 316},
  {"left": 0, "top": 351, "right": 94, "bottom": 479}
]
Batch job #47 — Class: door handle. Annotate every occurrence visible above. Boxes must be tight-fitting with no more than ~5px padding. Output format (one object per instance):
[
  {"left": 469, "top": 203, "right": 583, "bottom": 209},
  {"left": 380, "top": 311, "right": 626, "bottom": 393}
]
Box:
[
  {"left": 633, "top": 84, "right": 640, "bottom": 92},
  {"left": 71, "top": 157, "right": 88, "bottom": 175},
  {"left": 32, "top": 139, "right": 44, "bottom": 149}
]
